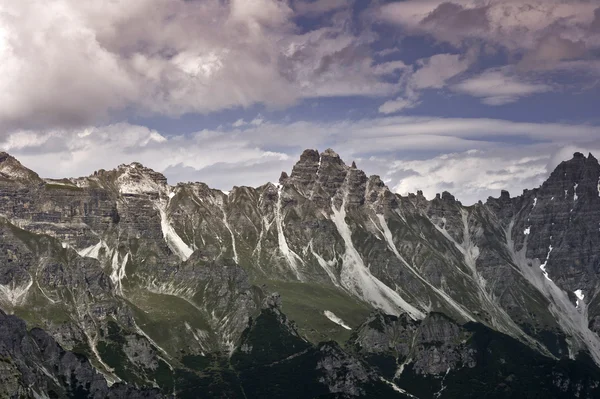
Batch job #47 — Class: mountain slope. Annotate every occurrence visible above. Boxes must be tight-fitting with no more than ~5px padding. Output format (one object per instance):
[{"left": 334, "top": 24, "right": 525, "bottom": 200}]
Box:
[{"left": 0, "top": 149, "right": 600, "bottom": 397}]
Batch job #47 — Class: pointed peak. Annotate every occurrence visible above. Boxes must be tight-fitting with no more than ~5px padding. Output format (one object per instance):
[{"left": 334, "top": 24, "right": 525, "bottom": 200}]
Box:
[
  {"left": 299, "top": 148, "right": 320, "bottom": 160},
  {"left": 351, "top": 161, "right": 357, "bottom": 169},
  {"left": 321, "top": 148, "right": 340, "bottom": 159},
  {"left": 0, "top": 152, "right": 41, "bottom": 183},
  {"left": 319, "top": 148, "right": 346, "bottom": 168},
  {"left": 279, "top": 171, "right": 289, "bottom": 184}
]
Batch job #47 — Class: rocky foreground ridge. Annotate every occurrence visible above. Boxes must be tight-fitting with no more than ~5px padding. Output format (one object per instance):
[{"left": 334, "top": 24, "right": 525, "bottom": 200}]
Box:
[{"left": 1, "top": 149, "right": 600, "bottom": 397}]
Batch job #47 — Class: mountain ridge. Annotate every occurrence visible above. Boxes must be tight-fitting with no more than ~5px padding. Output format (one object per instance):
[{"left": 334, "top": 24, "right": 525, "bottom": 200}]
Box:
[{"left": 1, "top": 148, "right": 600, "bottom": 397}]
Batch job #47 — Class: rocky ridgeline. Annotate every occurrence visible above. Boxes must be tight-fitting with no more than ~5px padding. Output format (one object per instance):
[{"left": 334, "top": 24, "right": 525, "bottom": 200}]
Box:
[{"left": 0, "top": 149, "right": 600, "bottom": 397}]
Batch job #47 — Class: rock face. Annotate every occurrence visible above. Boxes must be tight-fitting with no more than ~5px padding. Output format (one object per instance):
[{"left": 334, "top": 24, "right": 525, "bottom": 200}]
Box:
[
  {"left": 1, "top": 149, "right": 600, "bottom": 397},
  {"left": 0, "top": 309, "right": 162, "bottom": 398}
]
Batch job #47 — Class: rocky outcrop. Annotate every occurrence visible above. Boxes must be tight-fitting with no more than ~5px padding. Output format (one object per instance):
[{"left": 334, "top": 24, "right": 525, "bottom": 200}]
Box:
[{"left": 0, "top": 309, "right": 162, "bottom": 398}]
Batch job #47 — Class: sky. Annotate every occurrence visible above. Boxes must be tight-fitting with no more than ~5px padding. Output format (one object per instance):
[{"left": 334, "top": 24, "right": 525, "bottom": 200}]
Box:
[{"left": 1, "top": 0, "right": 599, "bottom": 204}]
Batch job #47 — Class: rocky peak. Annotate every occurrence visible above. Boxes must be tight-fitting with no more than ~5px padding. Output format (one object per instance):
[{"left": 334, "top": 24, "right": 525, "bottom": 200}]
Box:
[
  {"left": 543, "top": 152, "right": 600, "bottom": 195},
  {"left": 0, "top": 152, "right": 41, "bottom": 184},
  {"left": 91, "top": 162, "right": 168, "bottom": 195},
  {"left": 289, "top": 149, "right": 320, "bottom": 190}
]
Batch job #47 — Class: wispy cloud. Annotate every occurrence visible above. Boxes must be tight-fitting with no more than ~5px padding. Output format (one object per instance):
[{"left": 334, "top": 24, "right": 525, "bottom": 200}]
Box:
[
  {"left": 451, "top": 69, "right": 552, "bottom": 105},
  {"left": 2, "top": 116, "right": 598, "bottom": 204}
]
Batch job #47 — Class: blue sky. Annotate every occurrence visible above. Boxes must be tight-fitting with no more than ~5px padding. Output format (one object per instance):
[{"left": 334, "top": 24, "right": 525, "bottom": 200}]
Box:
[{"left": 1, "top": 0, "right": 599, "bottom": 204}]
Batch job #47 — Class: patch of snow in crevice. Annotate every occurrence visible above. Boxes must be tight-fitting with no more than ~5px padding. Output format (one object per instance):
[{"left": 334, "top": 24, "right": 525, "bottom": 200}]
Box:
[
  {"left": 539, "top": 245, "right": 554, "bottom": 282},
  {"left": 147, "top": 279, "right": 197, "bottom": 301},
  {"left": 331, "top": 198, "right": 424, "bottom": 319},
  {"left": 77, "top": 240, "right": 107, "bottom": 260},
  {"left": 524, "top": 226, "right": 531, "bottom": 235},
  {"left": 310, "top": 241, "right": 340, "bottom": 288},
  {"left": 316, "top": 154, "right": 322, "bottom": 177},
  {"left": 434, "top": 368, "right": 451, "bottom": 399},
  {"left": 82, "top": 328, "right": 120, "bottom": 384},
  {"left": 379, "top": 377, "right": 419, "bottom": 398},
  {"left": 219, "top": 201, "right": 239, "bottom": 264},
  {"left": 168, "top": 191, "right": 175, "bottom": 199},
  {"left": 109, "top": 251, "right": 129, "bottom": 295},
  {"left": 0, "top": 277, "right": 33, "bottom": 307},
  {"left": 574, "top": 289, "right": 585, "bottom": 308},
  {"left": 323, "top": 310, "right": 351, "bottom": 330},
  {"left": 533, "top": 198, "right": 537, "bottom": 207},
  {"left": 252, "top": 217, "right": 272, "bottom": 263},
  {"left": 275, "top": 186, "right": 304, "bottom": 280},
  {"left": 155, "top": 201, "right": 194, "bottom": 261},
  {"left": 597, "top": 177, "right": 600, "bottom": 197},
  {"left": 574, "top": 183, "right": 579, "bottom": 201}
]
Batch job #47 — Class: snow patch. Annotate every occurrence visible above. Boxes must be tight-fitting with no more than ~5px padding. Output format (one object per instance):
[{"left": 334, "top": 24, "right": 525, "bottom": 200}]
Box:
[
  {"left": 0, "top": 278, "right": 33, "bottom": 306},
  {"left": 574, "top": 183, "right": 579, "bottom": 201},
  {"left": 168, "top": 191, "right": 175, "bottom": 199},
  {"left": 77, "top": 241, "right": 107, "bottom": 259},
  {"left": 524, "top": 226, "right": 531, "bottom": 235},
  {"left": 110, "top": 251, "right": 129, "bottom": 295},
  {"left": 275, "top": 186, "right": 304, "bottom": 280},
  {"left": 539, "top": 245, "right": 554, "bottom": 282},
  {"left": 218, "top": 198, "right": 239, "bottom": 264},
  {"left": 316, "top": 155, "right": 322, "bottom": 177},
  {"left": 323, "top": 310, "right": 351, "bottom": 330},
  {"left": 310, "top": 241, "right": 340, "bottom": 288},
  {"left": 331, "top": 200, "right": 424, "bottom": 319},
  {"left": 380, "top": 378, "right": 419, "bottom": 398},
  {"left": 156, "top": 201, "right": 194, "bottom": 261},
  {"left": 575, "top": 289, "right": 585, "bottom": 308},
  {"left": 533, "top": 198, "right": 537, "bottom": 207}
]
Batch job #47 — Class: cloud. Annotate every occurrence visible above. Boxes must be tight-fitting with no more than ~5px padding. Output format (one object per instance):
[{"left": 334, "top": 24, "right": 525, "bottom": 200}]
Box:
[
  {"left": 378, "top": 97, "right": 419, "bottom": 114},
  {"left": 519, "top": 35, "right": 588, "bottom": 70},
  {"left": 0, "top": 0, "right": 401, "bottom": 130},
  {"left": 388, "top": 149, "right": 551, "bottom": 205},
  {"left": 378, "top": 52, "right": 472, "bottom": 114},
  {"left": 376, "top": 0, "right": 600, "bottom": 81},
  {"left": 378, "top": 0, "right": 599, "bottom": 51},
  {"left": 293, "top": 0, "right": 349, "bottom": 16},
  {"left": 451, "top": 69, "right": 552, "bottom": 105},
  {"left": 411, "top": 53, "right": 472, "bottom": 89},
  {"left": 2, "top": 116, "right": 598, "bottom": 203}
]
